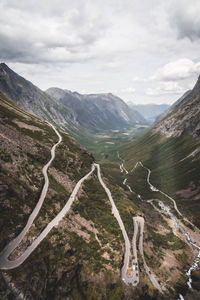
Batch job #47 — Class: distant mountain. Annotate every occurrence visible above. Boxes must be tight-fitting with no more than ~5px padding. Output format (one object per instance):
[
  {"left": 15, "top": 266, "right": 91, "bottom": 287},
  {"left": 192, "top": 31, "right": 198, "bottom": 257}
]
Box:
[
  {"left": 127, "top": 102, "right": 169, "bottom": 123},
  {"left": 46, "top": 87, "right": 146, "bottom": 131},
  {"left": 0, "top": 63, "right": 146, "bottom": 152}
]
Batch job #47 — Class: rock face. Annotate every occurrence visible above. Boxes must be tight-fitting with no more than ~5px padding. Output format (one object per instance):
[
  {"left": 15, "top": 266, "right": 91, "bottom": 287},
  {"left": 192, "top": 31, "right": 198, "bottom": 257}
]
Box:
[
  {"left": 46, "top": 87, "right": 146, "bottom": 131},
  {"left": 154, "top": 76, "right": 200, "bottom": 137},
  {"left": 0, "top": 63, "right": 76, "bottom": 127}
]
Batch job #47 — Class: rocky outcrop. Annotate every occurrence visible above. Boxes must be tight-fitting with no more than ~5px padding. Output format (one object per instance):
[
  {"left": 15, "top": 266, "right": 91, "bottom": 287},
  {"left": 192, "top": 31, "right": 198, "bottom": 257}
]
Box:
[
  {"left": 0, "top": 63, "right": 77, "bottom": 129},
  {"left": 153, "top": 75, "right": 200, "bottom": 138}
]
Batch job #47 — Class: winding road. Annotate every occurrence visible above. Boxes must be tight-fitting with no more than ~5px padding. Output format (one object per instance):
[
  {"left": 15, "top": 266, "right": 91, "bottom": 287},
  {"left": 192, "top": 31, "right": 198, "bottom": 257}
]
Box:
[
  {"left": 127, "top": 159, "right": 200, "bottom": 298},
  {"left": 118, "top": 153, "right": 163, "bottom": 293},
  {"left": 4, "top": 123, "right": 197, "bottom": 299},
  {"left": 2, "top": 122, "right": 199, "bottom": 300},
  {"left": 133, "top": 217, "right": 163, "bottom": 294},
  {"left": 0, "top": 122, "right": 62, "bottom": 269},
  {"left": 1, "top": 125, "right": 143, "bottom": 293}
]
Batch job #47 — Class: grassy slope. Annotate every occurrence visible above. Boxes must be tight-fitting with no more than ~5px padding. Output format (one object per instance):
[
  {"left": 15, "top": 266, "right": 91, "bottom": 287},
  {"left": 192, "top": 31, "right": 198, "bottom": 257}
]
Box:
[
  {"left": 117, "top": 130, "right": 200, "bottom": 228},
  {"left": 98, "top": 128, "right": 200, "bottom": 299}
]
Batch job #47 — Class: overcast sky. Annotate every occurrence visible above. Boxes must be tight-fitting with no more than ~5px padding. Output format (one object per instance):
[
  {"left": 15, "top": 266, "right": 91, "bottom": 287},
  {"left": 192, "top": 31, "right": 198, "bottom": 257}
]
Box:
[{"left": 1, "top": 0, "right": 200, "bottom": 104}]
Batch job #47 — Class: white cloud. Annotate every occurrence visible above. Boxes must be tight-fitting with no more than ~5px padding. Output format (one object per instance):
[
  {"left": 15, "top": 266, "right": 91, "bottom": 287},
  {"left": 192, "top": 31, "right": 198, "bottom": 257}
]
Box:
[
  {"left": 120, "top": 87, "right": 136, "bottom": 93},
  {"left": 1, "top": 0, "right": 200, "bottom": 104},
  {"left": 151, "top": 59, "right": 200, "bottom": 81},
  {"left": 146, "top": 81, "right": 184, "bottom": 96},
  {"left": 169, "top": 0, "right": 200, "bottom": 41},
  {"left": 0, "top": 0, "right": 109, "bottom": 63},
  {"left": 132, "top": 76, "right": 149, "bottom": 82}
]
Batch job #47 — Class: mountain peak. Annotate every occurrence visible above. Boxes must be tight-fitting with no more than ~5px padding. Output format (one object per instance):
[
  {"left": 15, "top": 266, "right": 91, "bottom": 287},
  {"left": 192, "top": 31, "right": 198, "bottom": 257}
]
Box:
[
  {"left": 0, "top": 63, "right": 10, "bottom": 73},
  {"left": 0, "top": 62, "right": 8, "bottom": 68},
  {"left": 0, "top": 63, "right": 9, "bottom": 74},
  {"left": 193, "top": 74, "right": 200, "bottom": 93}
]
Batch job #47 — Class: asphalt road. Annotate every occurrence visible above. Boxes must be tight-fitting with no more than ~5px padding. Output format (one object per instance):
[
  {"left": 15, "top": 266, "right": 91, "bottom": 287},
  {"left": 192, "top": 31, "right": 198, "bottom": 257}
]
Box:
[{"left": 0, "top": 122, "right": 62, "bottom": 269}]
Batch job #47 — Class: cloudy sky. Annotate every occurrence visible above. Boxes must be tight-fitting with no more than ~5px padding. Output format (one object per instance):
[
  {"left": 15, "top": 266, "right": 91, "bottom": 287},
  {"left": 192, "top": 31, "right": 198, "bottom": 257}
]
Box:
[{"left": 1, "top": 0, "right": 200, "bottom": 104}]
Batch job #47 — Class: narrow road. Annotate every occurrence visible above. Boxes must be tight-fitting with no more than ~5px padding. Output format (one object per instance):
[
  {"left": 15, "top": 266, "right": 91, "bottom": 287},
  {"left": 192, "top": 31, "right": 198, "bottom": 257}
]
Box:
[
  {"left": 0, "top": 144, "right": 135, "bottom": 292},
  {"left": 134, "top": 217, "right": 163, "bottom": 294},
  {"left": 118, "top": 153, "right": 163, "bottom": 292},
  {"left": 95, "top": 163, "right": 134, "bottom": 286},
  {"left": 0, "top": 122, "right": 62, "bottom": 269},
  {"left": 132, "top": 160, "right": 200, "bottom": 294}
]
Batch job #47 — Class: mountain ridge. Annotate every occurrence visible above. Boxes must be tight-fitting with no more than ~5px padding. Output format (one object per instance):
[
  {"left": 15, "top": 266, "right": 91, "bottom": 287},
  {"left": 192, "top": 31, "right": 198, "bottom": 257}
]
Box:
[
  {"left": 154, "top": 75, "right": 200, "bottom": 138},
  {"left": 0, "top": 63, "right": 146, "bottom": 136},
  {"left": 46, "top": 87, "right": 146, "bottom": 131}
]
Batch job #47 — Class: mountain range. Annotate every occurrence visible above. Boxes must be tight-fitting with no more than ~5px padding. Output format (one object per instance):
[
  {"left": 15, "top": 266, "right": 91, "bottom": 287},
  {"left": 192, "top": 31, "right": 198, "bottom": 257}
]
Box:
[
  {"left": 0, "top": 63, "right": 146, "bottom": 141},
  {"left": 46, "top": 87, "right": 145, "bottom": 131},
  {"left": 1, "top": 63, "right": 200, "bottom": 300}
]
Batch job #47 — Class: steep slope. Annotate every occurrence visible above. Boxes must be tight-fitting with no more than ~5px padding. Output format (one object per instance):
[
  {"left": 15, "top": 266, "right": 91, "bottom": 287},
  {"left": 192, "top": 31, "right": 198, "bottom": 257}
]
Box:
[
  {"left": 156, "top": 90, "right": 191, "bottom": 123},
  {"left": 0, "top": 93, "right": 162, "bottom": 299},
  {"left": 128, "top": 103, "right": 169, "bottom": 123},
  {"left": 46, "top": 87, "right": 146, "bottom": 131},
  {"left": 0, "top": 63, "right": 76, "bottom": 128},
  {"left": 154, "top": 77, "right": 200, "bottom": 137},
  {"left": 119, "top": 75, "right": 200, "bottom": 226},
  {"left": 115, "top": 76, "right": 200, "bottom": 299},
  {"left": 0, "top": 63, "right": 147, "bottom": 157}
]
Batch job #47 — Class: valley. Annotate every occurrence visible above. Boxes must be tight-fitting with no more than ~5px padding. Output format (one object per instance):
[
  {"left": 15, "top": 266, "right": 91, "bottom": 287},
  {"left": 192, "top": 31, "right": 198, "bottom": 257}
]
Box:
[
  {"left": 85, "top": 125, "right": 149, "bottom": 160},
  {"left": 1, "top": 64, "right": 200, "bottom": 300},
  {"left": 118, "top": 157, "right": 200, "bottom": 299}
]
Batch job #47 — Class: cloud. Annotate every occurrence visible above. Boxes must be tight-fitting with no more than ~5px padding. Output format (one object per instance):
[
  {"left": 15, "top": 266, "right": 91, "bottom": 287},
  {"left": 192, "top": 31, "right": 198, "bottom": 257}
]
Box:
[
  {"left": 132, "top": 76, "right": 149, "bottom": 82},
  {"left": 146, "top": 81, "right": 184, "bottom": 96},
  {"left": 120, "top": 87, "right": 136, "bottom": 93},
  {"left": 170, "top": 0, "right": 200, "bottom": 41},
  {"left": 151, "top": 59, "right": 200, "bottom": 81},
  {"left": 1, "top": 0, "right": 200, "bottom": 104},
  {"left": 0, "top": 0, "right": 109, "bottom": 64}
]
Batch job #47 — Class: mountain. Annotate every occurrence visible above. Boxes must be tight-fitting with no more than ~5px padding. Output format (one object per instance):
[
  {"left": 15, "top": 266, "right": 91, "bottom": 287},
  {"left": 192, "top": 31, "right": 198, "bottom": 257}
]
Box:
[
  {"left": 0, "top": 92, "right": 141, "bottom": 300},
  {"left": 46, "top": 87, "right": 146, "bottom": 131},
  {"left": 128, "top": 103, "right": 169, "bottom": 123},
  {"left": 153, "top": 82, "right": 200, "bottom": 137},
  {"left": 114, "top": 75, "right": 200, "bottom": 299},
  {"left": 0, "top": 63, "right": 147, "bottom": 158},
  {"left": 156, "top": 90, "right": 191, "bottom": 122},
  {"left": 0, "top": 63, "right": 76, "bottom": 128},
  {"left": 2, "top": 61, "right": 200, "bottom": 299},
  {"left": 119, "top": 74, "right": 200, "bottom": 226},
  {"left": 0, "top": 63, "right": 146, "bottom": 136},
  {"left": 0, "top": 93, "right": 165, "bottom": 299}
]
